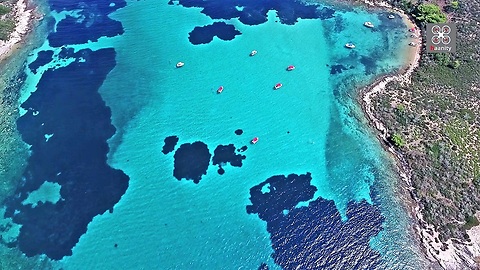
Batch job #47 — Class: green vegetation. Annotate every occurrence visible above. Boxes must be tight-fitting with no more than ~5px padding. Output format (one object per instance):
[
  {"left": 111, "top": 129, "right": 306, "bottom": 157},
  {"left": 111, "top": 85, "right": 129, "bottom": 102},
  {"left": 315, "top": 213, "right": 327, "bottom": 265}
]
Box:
[
  {"left": 390, "top": 133, "right": 406, "bottom": 147},
  {"left": 371, "top": 0, "right": 480, "bottom": 249},
  {"left": 396, "top": 103, "right": 405, "bottom": 112},
  {"left": 0, "top": 4, "right": 10, "bottom": 16},
  {"left": 464, "top": 215, "right": 480, "bottom": 230},
  {"left": 400, "top": 0, "right": 414, "bottom": 10},
  {"left": 414, "top": 3, "right": 447, "bottom": 23},
  {"left": 0, "top": 19, "right": 14, "bottom": 40},
  {"left": 434, "top": 53, "right": 450, "bottom": 66},
  {"left": 428, "top": 142, "right": 441, "bottom": 160},
  {"left": 450, "top": 60, "right": 461, "bottom": 69},
  {"left": 451, "top": 1, "right": 460, "bottom": 10}
]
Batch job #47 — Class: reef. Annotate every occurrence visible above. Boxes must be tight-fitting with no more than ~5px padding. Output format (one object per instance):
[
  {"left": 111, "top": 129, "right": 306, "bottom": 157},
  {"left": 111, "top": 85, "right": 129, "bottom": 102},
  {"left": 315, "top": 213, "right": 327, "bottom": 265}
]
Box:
[
  {"left": 173, "top": 141, "right": 211, "bottom": 183},
  {"left": 247, "top": 173, "right": 385, "bottom": 269},
  {"left": 162, "top": 135, "right": 179, "bottom": 154}
]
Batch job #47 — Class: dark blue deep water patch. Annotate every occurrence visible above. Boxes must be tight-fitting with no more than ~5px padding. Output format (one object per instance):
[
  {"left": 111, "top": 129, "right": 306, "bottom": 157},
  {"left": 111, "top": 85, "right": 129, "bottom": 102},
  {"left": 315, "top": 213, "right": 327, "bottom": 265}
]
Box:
[
  {"left": 258, "top": 263, "right": 269, "bottom": 270},
  {"left": 177, "top": 0, "right": 334, "bottom": 26},
  {"left": 188, "top": 22, "right": 241, "bottom": 45},
  {"left": 162, "top": 135, "right": 179, "bottom": 154},
  {"left": 234, "top": 129, "right": 243, "bottom": 135},
  {"left": 176, "top": 0, "right": 335, "bottom": 44},
  {"left": 247, "top": 173, "right": 385, "bottom": 269},
  {"left": 28, "top": 50, "right": 54, "bottom": 73},
  {"left": 329, "top": 64, "right": 349, "bottom": 75},
  {"left": 237, "top": 145, "right": 247, "bottom": 152},
  {"left": 212, "top": 144, "right": 246, "bottom": 174},
  {"left": 5, "top": 48, "right": 129, "bottom": 260},
  {"left": 212, "top": 144, "right": 245, "bottom": 167},
  {"left": 47, "top": 0, "right": 126, "bottom": 48},
  {"left": 247, "top": 173, "right": 316, "bottom": 222},
  {"left": 173, "top": 142, "right": 211, "bottom": 183},
  {"left": 360, "top": 55, "right": 377, "bottom": 75}
]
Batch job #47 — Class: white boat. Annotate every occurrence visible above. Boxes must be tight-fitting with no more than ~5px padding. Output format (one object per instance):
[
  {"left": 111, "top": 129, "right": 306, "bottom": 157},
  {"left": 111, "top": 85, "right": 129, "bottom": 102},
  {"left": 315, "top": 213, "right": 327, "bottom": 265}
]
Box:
[
  {"left": 250, "top": 50, "right": 257, "bottom": 56},
  {"left": 364, "top": 21, "right": 374, "bottom": 28},
  {"left": 408, "top": 42, "right": 416, "bottom": 46},
  {"left": 345, "top": 42, "right": 355, "bottom": 49},
  {"left": 176, "top": 62, "right": 184, "bottom": 68},
  {"left": 388, "top": 14, "right": 395, "bottom": 19}
]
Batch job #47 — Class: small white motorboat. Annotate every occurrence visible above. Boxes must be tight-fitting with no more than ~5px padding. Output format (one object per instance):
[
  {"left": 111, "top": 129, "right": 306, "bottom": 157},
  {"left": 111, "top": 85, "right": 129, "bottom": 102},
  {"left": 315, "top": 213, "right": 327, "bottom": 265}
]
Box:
[
  {"left": 176, "top": 62, "right": 184, "bottom": 68},
  {"left": 388, "top": 14, "right": 395, "bottom": 19},
  {"left": 250, "top": 50, "right": 257, "bottom": 56},
  {"left": 345, "top": 42, "right": 355, "bottom": 49},
  {"left": 364, "top": 21, "right": 374, "bottom": 28}
]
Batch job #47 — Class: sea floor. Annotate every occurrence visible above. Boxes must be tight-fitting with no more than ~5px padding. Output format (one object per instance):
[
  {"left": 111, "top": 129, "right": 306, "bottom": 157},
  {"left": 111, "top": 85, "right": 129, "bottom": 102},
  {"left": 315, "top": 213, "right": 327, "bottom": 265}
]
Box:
[{"left": 0, "top": 0, "right": 427, "bottom": 269}]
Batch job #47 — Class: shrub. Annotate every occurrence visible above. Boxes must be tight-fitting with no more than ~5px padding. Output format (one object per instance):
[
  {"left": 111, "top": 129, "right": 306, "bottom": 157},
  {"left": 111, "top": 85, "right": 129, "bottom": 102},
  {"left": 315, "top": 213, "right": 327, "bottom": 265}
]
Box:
[
  {"left": 0, "top": 4, "right": 9, "bottom": 16},
  {"left": 0, "top": 19, "right": 14, "bottom": 40},
  {"left": 390, "top": 133, "right": 406, "bottom": 147},
  {"left": 414, "top": 4, "right": 447, "bottom": 23},
  {"left": 450, "top": 1, "right": 460, "bottom": 10},
  {"left": 450, "top": 60, "right": 460, "bottom": 69}
]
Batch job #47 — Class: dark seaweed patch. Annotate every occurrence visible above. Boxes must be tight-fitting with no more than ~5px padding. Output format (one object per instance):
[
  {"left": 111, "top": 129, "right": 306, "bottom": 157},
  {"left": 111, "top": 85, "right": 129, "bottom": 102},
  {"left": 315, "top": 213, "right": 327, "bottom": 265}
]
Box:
[
  {"left": 258, "top": 263, "right": 269, "bottom": 270},
  {"left": 28, "top": 50, "right": 54, "bottom": 74},
  {"left": 173, "top": 142, "right": 211, "bottom": 183},
  {"left": 235, "top": 129, "right": 243, "bottom": 135},
  {"left": 5, "top": 49, "right": 129, "bottom": 260},
  {"left": 247, "top": 173, "right": 385, "bottom": 269},
  {"left": 47, "top": 0, "right": 126, "bottom": 48},
  {"left": 237, "top": 145, "right": 248, "bottom": 152},
  {"left": 162, "top": 136, "right": 179, "bottom": 154},
  {"left": 247, "top": 173, "right": 316, "bottom": 221},
  {"left": 177, "top": 0, "right": 334, "bottom": 26},
  {"left": 176, "top": 0, "right": 335, "bottom": 44},
  {"left": 212, "top": 144, "right": 246, "bottom": 168},
  {"left": 329, "top": 64, "right": 349, "bottom": 75},
  {"left": 360, "top": 55, "right": 377, "bottom": 75},
  {"left": 188, "top": 22, "right": 241, "bottom": 45}
]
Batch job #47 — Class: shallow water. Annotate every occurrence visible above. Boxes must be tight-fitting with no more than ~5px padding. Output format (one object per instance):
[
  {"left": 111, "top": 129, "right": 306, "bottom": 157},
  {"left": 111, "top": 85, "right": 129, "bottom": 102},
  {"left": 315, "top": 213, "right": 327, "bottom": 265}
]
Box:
[{"left": 0, "top": 0, "right": 426, "bottom": 268}]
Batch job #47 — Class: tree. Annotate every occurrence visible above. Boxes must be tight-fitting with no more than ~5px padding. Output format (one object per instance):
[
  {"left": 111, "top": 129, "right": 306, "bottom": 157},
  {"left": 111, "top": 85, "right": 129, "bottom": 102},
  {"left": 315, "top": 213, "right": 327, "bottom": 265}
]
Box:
[{"left": 414, "top": 4, "right": 447, "bottom": 23}]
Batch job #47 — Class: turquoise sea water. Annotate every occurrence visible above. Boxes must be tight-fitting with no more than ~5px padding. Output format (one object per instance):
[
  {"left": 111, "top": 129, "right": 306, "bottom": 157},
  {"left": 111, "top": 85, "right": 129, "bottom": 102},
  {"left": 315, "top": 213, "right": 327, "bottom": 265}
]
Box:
[{"left": 2, "top": 0, "right": 428, "bottom": 268}]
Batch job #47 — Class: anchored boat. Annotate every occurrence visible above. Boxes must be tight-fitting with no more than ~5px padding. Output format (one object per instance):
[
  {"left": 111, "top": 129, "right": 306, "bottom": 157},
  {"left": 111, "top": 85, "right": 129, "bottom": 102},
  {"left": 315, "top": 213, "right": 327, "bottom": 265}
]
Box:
[
  {"left": 364, "top": 21, "right": 374, "bottom": 28},
  {"left": 274, "top": 83, "right": 283, "bottom": 90},
  {"left": 345, "top": 42, "right": 355, "bottom": 49}
]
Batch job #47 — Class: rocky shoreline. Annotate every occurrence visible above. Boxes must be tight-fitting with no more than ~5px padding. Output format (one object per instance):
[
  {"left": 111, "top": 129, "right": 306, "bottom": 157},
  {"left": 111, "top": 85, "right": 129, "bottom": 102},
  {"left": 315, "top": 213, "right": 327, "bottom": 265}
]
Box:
[
  {"left": 357, "top": 1, "right": 480, "bottom": 269},
  {"left": 0, "top": 0, "right": 41, "bottom": 63}
]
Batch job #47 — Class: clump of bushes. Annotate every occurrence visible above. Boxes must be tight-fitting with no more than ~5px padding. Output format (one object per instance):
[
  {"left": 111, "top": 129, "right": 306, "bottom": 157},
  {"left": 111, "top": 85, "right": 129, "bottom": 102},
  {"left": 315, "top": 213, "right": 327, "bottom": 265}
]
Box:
[
  {"left": 389, "top": 133, "right": 406, "bottom": 148},
  {"left": 0, "top": 19, "right": 14, "bottom": 40},
  {"left": 413, "top": 3, "right": 448, "bottom": 23},
  {"left": 0, "top": 4, "right": 10, "bottom": 16}
]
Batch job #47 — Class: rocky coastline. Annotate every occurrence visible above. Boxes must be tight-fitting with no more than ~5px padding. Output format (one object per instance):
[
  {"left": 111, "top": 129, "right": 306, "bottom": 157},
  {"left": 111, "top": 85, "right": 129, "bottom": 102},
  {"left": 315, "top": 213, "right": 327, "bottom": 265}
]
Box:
[
  {"left": 0, "top": 0, "right": 41, "bottom": 62},
  {"left": 357, "top": 0, "right": 480, "bottom": 269}
]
